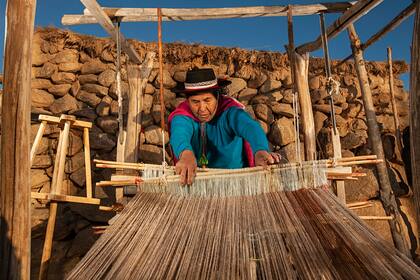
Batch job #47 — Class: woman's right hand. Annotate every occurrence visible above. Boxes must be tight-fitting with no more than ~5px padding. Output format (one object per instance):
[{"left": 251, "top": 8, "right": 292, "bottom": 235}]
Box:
[{"left": 175, "top": 150, "right": 197, "bottom": 186}]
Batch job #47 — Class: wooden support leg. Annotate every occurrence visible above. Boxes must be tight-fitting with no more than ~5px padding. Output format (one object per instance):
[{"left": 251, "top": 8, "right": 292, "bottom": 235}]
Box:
[
  {"left": 30, "top": 120, "right": 47, "bottom": 166},
  {"left": 38, "top": 121, "right": 71, "bottom": 280},
  {"left": 83, "top": 127, "right": 93, "bottom": 198}
]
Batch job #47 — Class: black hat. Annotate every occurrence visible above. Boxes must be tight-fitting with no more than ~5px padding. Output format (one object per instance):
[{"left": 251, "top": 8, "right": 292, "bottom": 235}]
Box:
[{"left": 173, "top": 68, "right": 231, "bottom": 95}]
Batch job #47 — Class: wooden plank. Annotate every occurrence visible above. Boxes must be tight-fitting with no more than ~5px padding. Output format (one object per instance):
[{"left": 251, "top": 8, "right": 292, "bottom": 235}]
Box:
[
  {"left": 125, "top": 52, "right": 155, "bottom": 164},
  {"left": 31, "top": 193, "right": 100, "bottom": 205},
  {"left": 338, "top": 2, "right": 416, "bottom": 64},
  {"left": 30, "top": 121, "right": 47, "bottom": 166},
  {"left": 80, "top": 0, "right": 141, "bottom": 64},
  {"left": 410, "top": 0, "right": 420, "bottom": 238},
  {"left": 62, "top": 2, "right": 355, "bottom": 24},
  {"left": 38, "top": 114, "right": 92, "bottom": 129},
  {"left": 296, "top": 0, "right": 383, "bottom": 54},
  {"left": 0, "top": 0, "right": 36, "bottom": 278},
  {"left": 347, "top": 23, "right": 410, "bottom": 257},
  {"left": 83, "top": 128, "right": 93, "bottom": 198}
]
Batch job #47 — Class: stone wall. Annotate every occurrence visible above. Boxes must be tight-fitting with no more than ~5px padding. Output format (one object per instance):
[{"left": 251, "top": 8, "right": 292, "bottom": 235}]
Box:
[{"left": 27, "top": 27, "right": 415, "bottom": 277}]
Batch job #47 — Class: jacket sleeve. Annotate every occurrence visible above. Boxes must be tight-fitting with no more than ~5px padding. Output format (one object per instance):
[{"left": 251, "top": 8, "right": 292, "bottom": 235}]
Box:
[
  {"left": 227, "top": 107, "right": 270, "bottom": 153},
  {"left": 169, "top": 115, "right": 195, "bottom": 159}
]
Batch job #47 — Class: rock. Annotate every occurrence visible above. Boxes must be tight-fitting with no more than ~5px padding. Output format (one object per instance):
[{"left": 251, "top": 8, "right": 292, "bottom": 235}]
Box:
[
  {"left": 49, "top": 94, "right": 78, "bottom": 114},
  {"left": 345, "top": 102, "right": 363, "bottom": 118},
  {"left": 32, "top": 78, "right": 53, "bottom": 90},
  {"left": 280, "top": 142, "right": 305, "bottom": 163},
  {"left": 31, "top": 123, "right": 53, "bottom": 139},
  {"left": 352, "top": 118, "right": 368, "bottom": 131},
  {"left": 309, "top": 76, "right": 321, "bottom": 90},
  {"left": 151, "top": 104, "right": 169, "bottom": 125},
  {"left": 48, "top": 84, "right": 72, "bottom": 97},
  {"left": 259, "top": 78, "right": 282, "bottom": 94},
  {"left": 78, "top": 74, "right": 98, "bottom": 84},
  {"left": 244, "top": 105, "right": 256, "bottom": 119},
  {"left": 62, "top": 179, "right": 80, "bottom": 196},
  {"left": 145, "top": 83, "right": 155, "bottom": 94},
  {"left": 253, "top": 104, "right": 274, "bottom": 124},
  {"left": 65, "top": 152, "right": 85, "bottom": 173},
  {"left": 31, "top": 207, "right": 49, "bottom": 228},
  {"left": 32, "top": 155, "right": 52, "bottom": 169},
  {"left": 368, "top": 74, "right": 383, "bottom": 89},
  {"left": 311, "top": 89, "right": 329, "bottom": 104},
  {"left": 264, "top": 91, "right": 283, "bottom": 102},
  {"left": 238, "top": 88, "right": 258, "bottom": 103},
  {"left": 76, "top": 90, "right": 101, "bottom": 107},
  {"left": 98, "top": 69, "right": 116, "bottom": 87},
  {"left": 31, "top": 137, "right": 49, "bottom": 155},
  {"left": 139, "top": 144, "right": 168, "bottom": 164},
  {"left": 226, "top": 78, "right": 247, "bottom": 97},
  {"left": 32, "top": 53, "right": 52, "bottom": 66},
  {"left": 32, "top": 89, "right": 55, "bottom": 108},
  {"left": 80, "top": 60, "right": 108, "bottom": 74},
  {"left": 248, "top": 72, "right": 267, "bottom": 89},
  {"left": 68, "top": 132, "right": 83, "bottom": 156},
  {"left": 144, "top": 125, "right": 169, "bottom": 145},
  {"left": 341, "top": 131, "right": 368, "bottom": 150},
  {"left": 31, "top": 169, "right": 50, "bottom": 189},
  {"left": 282, "top": 89, "right": 294, "bottom": 104},
  {"left": 343, "top": 75, "right": 354, "bottom": 86},
  {"left": 70, "top": 167, "right": 86, "bottom": 187},
  {"left": 154, "top": 69, "right": 177, "bottom": 88},
  {"left": 142, "top": 94, "right": 154, "bottom": 114},
  {"left": 51, "top": 72, "right": 76, "bottom": 84},
  {"left": 89, "top": 132, "right": 116, "bottom": 150},
  {"left": 50, "top": 49, "right": 79, "bottom": 64},
  {"left": 70, "top": 108, "right": 97, "bottom": 120},
  {"left": 33, "top": 62, "right": 58, "bottom": 78},
  {"left": 173, "top": 70, "right": 186, "bottom": 82},
  {"left": 96, "top": 116, "right": 118, "bottom": 133},
  {"left": 154, "top": 88, "right": 176, "bottom": 109},
  {"left": 313, "top": 104, "right": 343, "bottom": 115},
  {"left": 271, "top": 103, "right": 294, "bottom": 118},
  {"left": 235, "top": 65, "right": 253, "bottom": 80},
  {"left": 250, "top": 94, "right": 269, "bottom": 105},
  {"left": 58, "top": 62, "right": 82, "bottom": 73},
  {"left": 66, "top": 227, "right": 98, "bottom": 258},
  {"left": 109, "top": 81, "right": 129, "bottom": 99},
  {"left": 96, "top": 101, "right": 110, "bottom": 116},
  {"left": 82, "top": 83, "right": 108, "bottom": 97},
  {"left": 346, "top": 84, "right": 361, "bottom": 100},
  {"left": 314, "top": 111, "right": 328, "bottom": 136},
  {"left": 270, "top": 117, "right": 295, "bottom": 146},
  {"left": 70, "top": 203, "right": 115, "bottom": 223},
  {"left": 70, "top": 80, "right": 80, "bottom": 96}
]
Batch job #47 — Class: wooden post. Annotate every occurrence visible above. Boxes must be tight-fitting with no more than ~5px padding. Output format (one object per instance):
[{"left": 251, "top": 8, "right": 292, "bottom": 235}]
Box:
[
  {"left": 293, "top": 52, "right": 316, "bottom": 161},
  {"left": 83, "top": 128, "right": 93, "bottom": 198},
  {"left": 287, "top": 6, "right": 316, "bottom": 161},
  {"left": 125, "top": 52, "right": 155, "bottom": 164},
  {"left": 347, "top": 24, "right": 410, "bottom": 257},
  {"left": 387, "top": 47, "right": 403, "bottom": 155},
  {"left": 0, "top": 0, "right": 36, "bottom": 279},
  {"left": 30, "top": 121, "right": 47, "bottom": 166},
  {"left": 410, "top": 0, "right": 420, "bottom": 237}
]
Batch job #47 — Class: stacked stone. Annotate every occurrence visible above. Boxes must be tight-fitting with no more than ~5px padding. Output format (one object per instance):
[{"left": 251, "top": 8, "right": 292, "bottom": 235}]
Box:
[{"left": 27, "top": 28, "right": 413, "bottom": 276}]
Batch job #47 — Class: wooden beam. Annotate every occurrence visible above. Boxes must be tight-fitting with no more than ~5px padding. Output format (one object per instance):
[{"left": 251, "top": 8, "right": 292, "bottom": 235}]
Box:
[
  {"left": 61, "top": 2, "right": 355, "bottom": 24},
  {"left": 0, "top": 0, "right": 36, "bottom": 279},
  {"left": 31, "top": 193, "right": 100, "bottom": 205},
  {"left": 410, "top": 0, "right": 420, "bottom": 239},
  {"left": 125, "top": 52, "right": 155, "bottom": 163},
  {"left": 339, "top": 1, "right": 416, "bottom": 64},
  {"left": 296, "top": 0, "right": 383, "bottom": 54},
  {"left": 80, "top": 0, "right": 141, "bottom": 64},
  {"left": 347, "top": 23, "right": 410, "bottom": 257}
]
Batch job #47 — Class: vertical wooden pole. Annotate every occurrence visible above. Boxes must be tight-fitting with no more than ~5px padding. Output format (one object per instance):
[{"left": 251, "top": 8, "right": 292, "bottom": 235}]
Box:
[
  {"left": 410, "top": 0, "right": 420, "bottom": 237},
  {"left": 30, "top": 121, "right": 47, "bottom": 166},
  {"left": 157, "top": 8, "right": 167, "bottom": 165},
  {"left": 125, "top": 52, "right": 155, "bottom": 164},
  {"left": 287, "top": 6, "right": 316, "bottom": 161},
  {"left": 0, "top": 0, "right": 36, "bottom": 279},
  {"left": 387, "top": 47, "right": 403, "bottom": 155},
  {"left": 347, "top": 24, "right": 410, "bottom": 257},
  {"left": 83, "top": 128, "right": 93, "bottom": 198}
]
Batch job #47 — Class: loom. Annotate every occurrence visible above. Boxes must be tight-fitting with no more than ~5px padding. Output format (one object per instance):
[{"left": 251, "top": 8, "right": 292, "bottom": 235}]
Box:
[{"left": 67, "top": 161, "right": 420, "bottom": 279}]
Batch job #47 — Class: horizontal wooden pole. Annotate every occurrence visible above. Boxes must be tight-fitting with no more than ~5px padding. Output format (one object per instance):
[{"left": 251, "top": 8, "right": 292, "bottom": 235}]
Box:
[
  {"left": 296, "top": 0, "right": 383, "bottom": 54},
  {"left": 62, "top": 2, "right": 355, "bottom": 25},
  {"left": 359, "top": 215, "right": 393, "bottom": 220},
  {"left": 31, "top": 192, "right": 100, "bottom": 205},
  {"left": 338, "top": 1, "right": 416, "bottom": 64},
  {"left": 38, "top": 114, "right": 92, "bottom": 129}
]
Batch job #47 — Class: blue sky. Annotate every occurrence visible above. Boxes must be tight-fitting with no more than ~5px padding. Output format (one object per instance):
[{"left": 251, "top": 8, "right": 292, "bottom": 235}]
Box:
[{"left": 0, "top": 0, "right": 415, "bottom": 88}]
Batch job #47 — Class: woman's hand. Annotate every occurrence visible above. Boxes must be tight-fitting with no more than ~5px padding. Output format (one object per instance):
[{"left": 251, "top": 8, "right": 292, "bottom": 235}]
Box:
[
  {"left": 255, "top": 150, "right": 282, "bottom": 167},
  {"left": 175, "top": 150, "right": 197, "bottom": 186}
]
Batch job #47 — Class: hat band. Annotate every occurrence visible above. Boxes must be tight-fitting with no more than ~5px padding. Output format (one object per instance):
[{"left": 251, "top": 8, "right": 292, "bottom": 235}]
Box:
[{"left": 184, "top": 79, "right": 218, "bottom": 90}]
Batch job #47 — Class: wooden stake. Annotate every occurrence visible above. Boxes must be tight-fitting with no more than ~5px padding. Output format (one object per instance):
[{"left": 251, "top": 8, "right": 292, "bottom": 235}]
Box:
[
  {"left": 410, "top": 0, "right": 420, "bottom": 238},
  {"left": 83, "top": 128, "right": 93, "bottom": 198},
  {"left": 0, "top": 0, "right": 36, "bottom": 278},
  {"left": 39, "top": 120, "right": 71, "bottom": 280},
  {"left": 347, "top": 24, "right": 410, "bottom": 257},
  {"left": 30, "top": 120, "right": 47, "bottom": 166}
]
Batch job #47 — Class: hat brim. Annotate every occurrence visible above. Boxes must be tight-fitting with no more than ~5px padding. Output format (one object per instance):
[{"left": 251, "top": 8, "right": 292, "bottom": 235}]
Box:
[{"left": 172, "top": 79, "right": 231, "bottom": 94}]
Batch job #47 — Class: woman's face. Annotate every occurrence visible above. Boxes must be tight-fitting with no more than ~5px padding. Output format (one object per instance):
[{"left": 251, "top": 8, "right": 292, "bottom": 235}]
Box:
[{"left": 188, "top": 92, "right": 218, "bottom": 123}]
